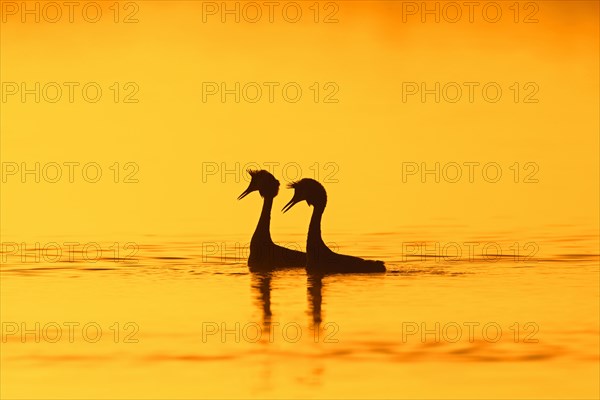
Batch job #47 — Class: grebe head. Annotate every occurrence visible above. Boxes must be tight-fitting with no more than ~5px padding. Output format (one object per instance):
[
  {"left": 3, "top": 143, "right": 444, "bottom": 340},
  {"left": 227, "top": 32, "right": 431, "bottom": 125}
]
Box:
[
  {"left": 237, "top": 169, "right": 280, "bottom": 200},
  {"left": 282, "top": 178, "right": 327, "bottom": 213}
]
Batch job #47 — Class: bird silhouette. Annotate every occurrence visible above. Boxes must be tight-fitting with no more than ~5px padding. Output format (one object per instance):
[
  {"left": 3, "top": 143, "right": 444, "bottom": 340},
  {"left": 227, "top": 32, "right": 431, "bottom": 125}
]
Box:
[
  {"left": 282, "top": 178, "right": 386, "bottom": 274},
  {"left": 238, "top": 170, "right": 306, "bottom": 271}
]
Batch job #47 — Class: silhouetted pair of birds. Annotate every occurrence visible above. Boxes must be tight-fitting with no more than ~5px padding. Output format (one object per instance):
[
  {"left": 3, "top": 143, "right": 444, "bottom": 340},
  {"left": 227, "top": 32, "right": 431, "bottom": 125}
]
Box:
[{"left": 238, "top": 170, "right": 386, "bottom": 274}]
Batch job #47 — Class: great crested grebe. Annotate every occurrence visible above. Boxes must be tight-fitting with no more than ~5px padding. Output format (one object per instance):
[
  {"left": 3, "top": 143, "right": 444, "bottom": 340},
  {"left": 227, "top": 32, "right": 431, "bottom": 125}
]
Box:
[
  {"left": 282, "top": 178, "right": 385, "bottom": 274},
  {"left": 238, "top": 170, "right": 306, "bottom": 270}
]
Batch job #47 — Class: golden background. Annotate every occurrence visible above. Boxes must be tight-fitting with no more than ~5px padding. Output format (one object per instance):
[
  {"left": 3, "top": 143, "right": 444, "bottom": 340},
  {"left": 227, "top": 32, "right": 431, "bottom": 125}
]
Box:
[
  {"left": 1, "top": 0, "right": 598, "bottom": 241},
  {"left": 1, "top": 1, "right": 599, "bottom": 399}
]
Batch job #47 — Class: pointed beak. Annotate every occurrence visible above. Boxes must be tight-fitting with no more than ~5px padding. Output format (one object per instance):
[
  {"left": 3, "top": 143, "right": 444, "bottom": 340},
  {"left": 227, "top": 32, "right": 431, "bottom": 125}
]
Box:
[
  {"left": 237, "top": 185, "right": 254, "bottom": 200},
  {"left": 282, "top": 195, "right": 301, "bottom": 213}
]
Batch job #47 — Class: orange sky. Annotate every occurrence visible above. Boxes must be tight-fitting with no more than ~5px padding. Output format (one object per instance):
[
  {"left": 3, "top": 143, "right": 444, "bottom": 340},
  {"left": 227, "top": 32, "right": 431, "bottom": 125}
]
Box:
[{"left": 1, "top": 1, "right": 598, "bottom": 240}]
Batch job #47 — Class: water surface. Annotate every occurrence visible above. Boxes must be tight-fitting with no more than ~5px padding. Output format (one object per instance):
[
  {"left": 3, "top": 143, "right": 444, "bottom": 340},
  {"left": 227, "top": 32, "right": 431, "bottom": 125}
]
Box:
[{"left": 1, "top": 230, "right": 598, "bottom": 399}]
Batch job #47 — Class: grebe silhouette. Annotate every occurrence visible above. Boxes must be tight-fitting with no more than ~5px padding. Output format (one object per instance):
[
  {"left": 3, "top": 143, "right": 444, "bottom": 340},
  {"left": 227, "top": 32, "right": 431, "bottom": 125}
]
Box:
[
  {"left": 282, "top": 179, "right": 386, "bottom": 274},
  {"left": 238, "top": 170, "right": 306, "bottom": 271}
]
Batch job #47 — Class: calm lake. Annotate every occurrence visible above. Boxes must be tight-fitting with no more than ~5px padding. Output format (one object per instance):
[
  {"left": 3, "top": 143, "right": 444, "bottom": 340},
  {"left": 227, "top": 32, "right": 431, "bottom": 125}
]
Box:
[{"left": 1, "top": 229, "right": 598, "bottom": 399}]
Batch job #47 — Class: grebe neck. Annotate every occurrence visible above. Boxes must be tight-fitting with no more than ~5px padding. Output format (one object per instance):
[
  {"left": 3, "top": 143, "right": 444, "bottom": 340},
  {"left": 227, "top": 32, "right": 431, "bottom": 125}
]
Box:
[
  {"left": 252, "top": 196, "right": 273, "bottom": 244},
  {"left": 307, "top": 205, "right": 328, "bottom": 253}
]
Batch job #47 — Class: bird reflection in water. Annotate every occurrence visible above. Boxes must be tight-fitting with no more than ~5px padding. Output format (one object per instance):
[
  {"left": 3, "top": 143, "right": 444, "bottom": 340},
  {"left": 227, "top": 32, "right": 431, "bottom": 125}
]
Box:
[
  {"left": 307, "top": 273, "right": 323, "bottom": 326},
  {"left": 250, "top": 272, "right": 325, "bottom": 335},
  {"left": 250, "top": 271, "right": 273, "bottom": 330}
]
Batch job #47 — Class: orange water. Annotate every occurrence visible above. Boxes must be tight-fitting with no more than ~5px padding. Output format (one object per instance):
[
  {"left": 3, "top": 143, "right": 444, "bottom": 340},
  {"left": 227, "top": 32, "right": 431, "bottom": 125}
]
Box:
[{"left": 1, "top": 230, "right": 598, "bottom": 399}]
